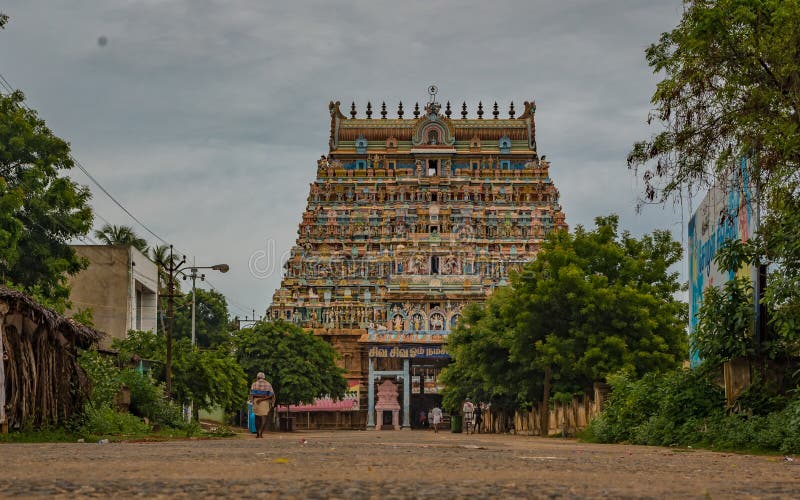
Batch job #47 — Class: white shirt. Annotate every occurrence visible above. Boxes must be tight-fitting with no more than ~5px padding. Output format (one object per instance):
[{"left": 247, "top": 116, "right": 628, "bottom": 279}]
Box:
[{"left": 462, "top": 401, "right": 474, "bottom": 417}]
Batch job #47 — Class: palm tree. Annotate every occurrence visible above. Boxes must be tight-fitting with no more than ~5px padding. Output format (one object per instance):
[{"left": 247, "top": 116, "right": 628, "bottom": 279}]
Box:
[
  {"left": 93, "top": 224, "right": 148, "bottom": 253},
  {"left": 150, "top": 244, "right": 172, "bottom": 269}
]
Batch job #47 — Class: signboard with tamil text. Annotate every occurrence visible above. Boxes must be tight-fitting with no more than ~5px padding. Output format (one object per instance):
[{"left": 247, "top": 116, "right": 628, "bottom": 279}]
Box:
[{"left": 367, "top": 345, "right": 450, "bottom": 359}]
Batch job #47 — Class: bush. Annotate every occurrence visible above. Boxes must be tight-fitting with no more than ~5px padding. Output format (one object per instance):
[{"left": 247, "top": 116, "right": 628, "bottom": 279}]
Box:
[
  {"left": 76, "top": 349, "right": 187, "bottom": 436},
  {"left": 585, "top": 366, "right": 800, "bottom": 454},
  {"left": 78, "top": 349, "right": 123, "bottom": 408},
  {"left": 586, "top": 368, "right": 724, "bottom": 445},
  {"left": 76, "top": 405, "right": 150, "bottom": 437},
  {"left": 118, "top": 369, "right": 185, "bottom": 429}
]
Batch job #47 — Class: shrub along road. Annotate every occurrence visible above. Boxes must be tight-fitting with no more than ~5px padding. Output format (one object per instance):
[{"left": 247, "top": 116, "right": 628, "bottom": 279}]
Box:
[{"left": 1, "top": 430, "right": 798, "bottom": 497}]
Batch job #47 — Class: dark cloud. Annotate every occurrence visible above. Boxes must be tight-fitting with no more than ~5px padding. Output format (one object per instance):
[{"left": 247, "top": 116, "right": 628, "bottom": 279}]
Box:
[{"left": 0, "top": 1, "right": 688, "bottom": 315}]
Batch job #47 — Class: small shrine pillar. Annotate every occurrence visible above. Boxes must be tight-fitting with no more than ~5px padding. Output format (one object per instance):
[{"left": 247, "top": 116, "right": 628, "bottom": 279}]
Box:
[
  {"left": 367, "top": 358, "right": 375, "bottom": 429},
  {"left": 401, "top": 358, "right": 411, "bottom": 430}
]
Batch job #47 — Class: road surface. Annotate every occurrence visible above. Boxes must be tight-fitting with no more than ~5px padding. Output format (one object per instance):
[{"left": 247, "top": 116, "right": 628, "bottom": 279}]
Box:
[{"left": 2, "top": 430, "right": 798, "bottom": 498}]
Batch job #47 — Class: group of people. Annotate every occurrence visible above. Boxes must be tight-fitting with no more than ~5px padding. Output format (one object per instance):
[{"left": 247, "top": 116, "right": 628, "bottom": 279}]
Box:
[
  {"left": 417, "top": 398, "right": 484, "bottom": 434},
  {"left": 461, "top": 398, "right": 483, "bottom": 434}
]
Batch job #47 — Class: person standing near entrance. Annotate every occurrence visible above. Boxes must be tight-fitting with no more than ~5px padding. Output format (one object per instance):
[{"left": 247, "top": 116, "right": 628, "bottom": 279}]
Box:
[
  {"left": 473, "top": 402, "right": 483, "bottom": 434},
  {"left": 250, "top": 372, "right": 275, "bottom": 438},
  {"left": 462, "top": 398, "right": 475, "bottom": 434},
  {"left": 431, "top": 405, "right": 443, "bottom": 433}
]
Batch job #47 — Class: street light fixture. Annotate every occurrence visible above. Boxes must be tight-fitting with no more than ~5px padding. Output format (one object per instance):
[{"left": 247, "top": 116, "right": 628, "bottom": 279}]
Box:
[
  {"left": 162, "top": 244, "right": 229, "bottom": 397},
  {"left": 183, "top": 261, "right": 229, "bottom": 346}
]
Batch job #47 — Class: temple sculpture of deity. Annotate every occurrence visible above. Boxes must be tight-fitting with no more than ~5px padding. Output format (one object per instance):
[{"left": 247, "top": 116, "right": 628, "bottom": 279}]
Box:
[{"left": 267, "top": 88, "right": 567, "bottom": 429}]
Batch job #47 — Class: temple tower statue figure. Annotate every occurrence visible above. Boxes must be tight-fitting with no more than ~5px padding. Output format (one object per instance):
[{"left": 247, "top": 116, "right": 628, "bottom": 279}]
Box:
[{"left": 268, "top": 88, "right": 567, "bottom": 429}]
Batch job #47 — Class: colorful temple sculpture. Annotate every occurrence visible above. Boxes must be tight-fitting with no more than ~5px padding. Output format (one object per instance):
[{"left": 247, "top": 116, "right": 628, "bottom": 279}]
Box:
[{"left": 268, "top": 88, "right": 567, "bottom": 429}]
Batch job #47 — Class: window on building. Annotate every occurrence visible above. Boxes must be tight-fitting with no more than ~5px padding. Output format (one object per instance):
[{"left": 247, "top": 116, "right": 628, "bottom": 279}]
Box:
[
  {"left": 427, "top": 159, "right": 438, "bottom": 176},
  {"left": 430, "top": 256, "right": 439, "bottom": 274}
]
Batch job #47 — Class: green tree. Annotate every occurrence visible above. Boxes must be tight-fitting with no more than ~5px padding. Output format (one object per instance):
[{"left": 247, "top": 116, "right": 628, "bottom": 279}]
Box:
[
  {"left": 173, "top": 288, "right": 231, "bottom": 348},
  {"left": 628, "top": 0, "right": 800, "bottom": 384},
  {"left": 94, "top": 223, "right": 148, "bottom": 253},
  {"left": 440, "top": 289, "right": 529, "bottom": 414},
  {"left": 442, "top": 216, "right": 687, "bottom": 425},
  {"left": 112, "top": 330, "right": 247, "bottom": 413},
  {"left": 0, "top": 90, "right": 93, "bottom": 305},
  {"left": 234, "top": 320, "right": 347, "bottom": 408},
  {"left": 627, "top": 0, "right": 800, "bottom": 206},
  {"left": 693, "top": 277, "right": 756, "bottom": 364}
]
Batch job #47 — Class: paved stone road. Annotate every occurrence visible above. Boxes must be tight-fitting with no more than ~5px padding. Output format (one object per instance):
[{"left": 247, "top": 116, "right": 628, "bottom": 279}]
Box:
[{"left": 2, "top": 430, "right": 799, "bottom": 498}]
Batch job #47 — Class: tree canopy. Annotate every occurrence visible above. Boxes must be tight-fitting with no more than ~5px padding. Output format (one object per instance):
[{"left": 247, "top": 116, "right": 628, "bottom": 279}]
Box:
[
  {"left": 173, "top": 288, "right": 232, "bottom": 348},
  {"left": 234, "top": 320, "right": 347, "bottom": 407},
  {"left": 442, "top": 216, "right": 687, "bottom": 413},
  {"left": 629, "top": 0, "right": 800, "bottom": 366},
  {"left": 0, "top": 90, "right": 93, "bottom": 306},
  {"left": 628, "top": 0, "right": 800, "bottom": 206}
]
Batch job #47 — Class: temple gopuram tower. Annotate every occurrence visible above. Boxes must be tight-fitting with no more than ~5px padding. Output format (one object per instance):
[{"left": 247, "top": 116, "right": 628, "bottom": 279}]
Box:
[{"left": 268, "top": 88, "right": 567, "bottom": 429}]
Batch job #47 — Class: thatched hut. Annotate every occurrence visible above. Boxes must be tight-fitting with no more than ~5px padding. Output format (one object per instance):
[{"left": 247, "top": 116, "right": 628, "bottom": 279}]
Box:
[{"left": 0, "top": 287, "right": 104, "bottom": 431}]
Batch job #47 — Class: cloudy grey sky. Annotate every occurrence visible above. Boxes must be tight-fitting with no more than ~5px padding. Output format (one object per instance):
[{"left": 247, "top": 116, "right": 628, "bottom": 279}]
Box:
[{"left": 1, "top": 1, "right": 687, "bottom": 318}]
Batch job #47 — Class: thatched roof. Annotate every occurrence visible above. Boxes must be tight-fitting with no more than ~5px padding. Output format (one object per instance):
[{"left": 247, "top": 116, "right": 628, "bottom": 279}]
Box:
[{"left": 0, "top": 286, "right": 105, "bottom": 347}]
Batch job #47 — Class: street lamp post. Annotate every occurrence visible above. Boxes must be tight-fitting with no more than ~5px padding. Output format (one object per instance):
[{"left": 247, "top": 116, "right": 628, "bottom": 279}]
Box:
[
  {"left": 182, "top": 261, "right": 228, "bottom": 422},
  {"left": 183, "top": 261, "right": 230, "bottom": 347},
  {"left": 162, "top": 245, "right": 228, "bottom": 398}
]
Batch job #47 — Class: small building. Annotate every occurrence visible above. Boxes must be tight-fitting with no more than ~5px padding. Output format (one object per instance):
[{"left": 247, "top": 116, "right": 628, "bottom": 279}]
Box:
[
  {"left": 67, "top": 245, "right": 159, "bottom": 346},
  {"left": 0, "top": 286, "right": 104, "bottom": 431}
]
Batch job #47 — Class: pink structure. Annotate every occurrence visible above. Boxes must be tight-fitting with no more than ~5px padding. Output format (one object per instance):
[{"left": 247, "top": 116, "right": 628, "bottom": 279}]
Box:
[{"left": 374, "top": 379, "right": 400, "bottom": 430}]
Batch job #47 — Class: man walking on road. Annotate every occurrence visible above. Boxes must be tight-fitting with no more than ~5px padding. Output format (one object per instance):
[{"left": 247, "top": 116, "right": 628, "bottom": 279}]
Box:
[
  {"left": 431, "top": 405, "right": 443, "bottom": 433},
  {"left": 250, "top": 372, "right": 275, "bottom": 438},
  {"left": 462, "top": 398, "right": 474, "bottom": 435}
]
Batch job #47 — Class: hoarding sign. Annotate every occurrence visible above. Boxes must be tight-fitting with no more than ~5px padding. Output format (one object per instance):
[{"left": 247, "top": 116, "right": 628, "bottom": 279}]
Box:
[{"left": 688, "top": 158, "right": 757, "bottom": 365}]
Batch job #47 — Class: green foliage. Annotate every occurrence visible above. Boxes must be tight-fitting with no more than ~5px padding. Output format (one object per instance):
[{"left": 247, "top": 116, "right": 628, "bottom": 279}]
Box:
[
  {"left": 71, "top": 307, "right": 95, "bottom": 328},
  {"left": 0, "top": 90, "right": 93, "bottom": 304},
  {"left": 93, "top": 223, "right": 148, "bottom": 252},
  {"left": 113, "top": 330, "right": 248, "bottom": 413},
  {"left": 0, "top": 427, "right": 77, "bottom": 443},
  {"left": 117, "top": 369, "right": 185, "bottom": 429},
  {"left": 440, "top": 293, "right": 528, "bottom": 413},
  {"left": 173, "top": 288, "right": 232, "bottom": 348},
  {"left": 234, "top": 320, "right": 348, "bottom": 407},
  {"left": 76, "top": 405, "right": 150, "bottom": 437},
  {"left": 74, "top": 349, "right": 151, "bottom": 436},
  {"left": 693, "top": 277, "right": 755, "bottom": 363},
  {"left": 761, "top": 194, "right": 800, "bottom": 355},
  {"left": 628, "top": 0, "right": 800, "bottom": 374},
  {"left": 586, "top": 368, "right": 723, "bottom": 445},
  {"left": 442, "top": 215, "right": 687, "bottom": 412},
  {"left": 585, "top": 367, "right": 800, "bottom": 454},
  {"left": 628, "top": 0, "right": 800, "bottom": 206},
  {"left": 78, "top": 349, "right": 123, "bottom": 409}
]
